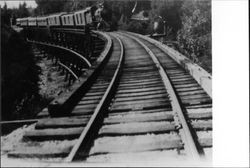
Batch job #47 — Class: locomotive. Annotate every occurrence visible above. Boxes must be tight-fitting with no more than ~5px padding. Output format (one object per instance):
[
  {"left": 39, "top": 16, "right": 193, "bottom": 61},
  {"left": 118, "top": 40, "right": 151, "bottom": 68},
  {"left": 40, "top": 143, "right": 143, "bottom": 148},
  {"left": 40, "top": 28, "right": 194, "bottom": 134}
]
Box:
[{"left": 16, "top": 5, "right": 104, "bottom": 30}]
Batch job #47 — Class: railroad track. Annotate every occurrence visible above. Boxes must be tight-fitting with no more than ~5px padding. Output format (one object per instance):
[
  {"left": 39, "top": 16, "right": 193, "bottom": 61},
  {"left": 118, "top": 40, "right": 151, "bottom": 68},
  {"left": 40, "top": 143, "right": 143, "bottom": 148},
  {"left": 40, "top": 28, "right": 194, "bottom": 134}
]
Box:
[{"left": 2, "top": 31, "right": 212, "bottom": 164}]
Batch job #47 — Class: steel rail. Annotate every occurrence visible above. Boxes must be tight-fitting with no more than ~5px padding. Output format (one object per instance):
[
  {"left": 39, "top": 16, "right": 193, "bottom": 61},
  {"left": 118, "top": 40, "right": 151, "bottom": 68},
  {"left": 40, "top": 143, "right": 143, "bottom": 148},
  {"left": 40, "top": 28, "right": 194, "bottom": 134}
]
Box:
[
  {"left": 58, "top": 61, "right": 79, "bottom": 81},
  {"left": 125, "top": 31, "right": 212, "bottom": 98},
  {"left": 0, "top": 119, "right": 39, "bottom": 125},
  {"left": 27, "top": 39, "right": 91, "bottom": 67},
  {"left": 65, "top": 34, "right": 124, "bottom": 162},
  {"left": 120, "top": 32, "right": 201, "bottom": 160},
  {"left": 1, "top": 119, "right": 40, "bottom": 135},
  {"left": 46, "top": 31, "right": 111, "bottom": 117}
]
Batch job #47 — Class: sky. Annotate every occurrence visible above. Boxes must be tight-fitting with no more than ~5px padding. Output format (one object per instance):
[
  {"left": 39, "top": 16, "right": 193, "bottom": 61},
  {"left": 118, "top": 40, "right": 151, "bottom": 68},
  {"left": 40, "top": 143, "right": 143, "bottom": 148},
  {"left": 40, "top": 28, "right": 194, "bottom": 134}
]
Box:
[{"left": 0, "top": 0, "right": 37, "bottom": 8}]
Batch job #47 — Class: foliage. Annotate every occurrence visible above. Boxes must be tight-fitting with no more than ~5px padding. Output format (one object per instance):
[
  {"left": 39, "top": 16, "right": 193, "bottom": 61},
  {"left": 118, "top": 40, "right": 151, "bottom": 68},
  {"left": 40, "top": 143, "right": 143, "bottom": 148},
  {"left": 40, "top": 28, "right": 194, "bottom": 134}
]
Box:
[
  {"left": 176, "top": 0, "right": 211, "bottom": 72},
  {"left": 1, "top": 2, "right": 31, "bottom": 26},
  {"left": 149, "top": 0, "right": 183, "bottom": 37},
  {"left": 1, "top": 23, "right": 43, "bottom": 120},
  {"left": 34, "top": 0, "right": 67, "bottom": 15},
  {"left": 126, "top": 20, "right": 150, "bottom": 35}
]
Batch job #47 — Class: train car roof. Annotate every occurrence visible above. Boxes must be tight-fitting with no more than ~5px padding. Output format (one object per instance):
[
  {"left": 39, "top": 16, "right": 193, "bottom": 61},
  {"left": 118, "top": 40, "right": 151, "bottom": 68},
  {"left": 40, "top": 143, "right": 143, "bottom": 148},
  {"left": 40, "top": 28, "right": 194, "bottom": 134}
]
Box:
[
  {"left": 18, "top": 17, "right": 28, "bottom": 21},
  {"left": 47, "top": 12, "right": 67, "bottom": 17},
  {"left": 74, "top": 7, "right": 91, "bottom": 14},
  {"left": 36, "top": 16, "right": 48, "bottom": 21},
  {"left": 61, "top": 12, "right": 75, "bottom": 17},
  {"left": 28, "top": 17, "right": 37, "bottom": 20}
]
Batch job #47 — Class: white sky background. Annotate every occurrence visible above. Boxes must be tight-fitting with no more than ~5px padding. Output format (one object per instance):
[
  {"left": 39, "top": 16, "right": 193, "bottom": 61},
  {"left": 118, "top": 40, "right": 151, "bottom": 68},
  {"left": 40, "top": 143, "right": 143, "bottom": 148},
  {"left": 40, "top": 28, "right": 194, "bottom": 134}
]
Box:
[
  {"left": 0, "top": 0, "right": 37, "bottom": 8},
  {"left": 213, "top": 0, "right": 249, "bottom": 166}
]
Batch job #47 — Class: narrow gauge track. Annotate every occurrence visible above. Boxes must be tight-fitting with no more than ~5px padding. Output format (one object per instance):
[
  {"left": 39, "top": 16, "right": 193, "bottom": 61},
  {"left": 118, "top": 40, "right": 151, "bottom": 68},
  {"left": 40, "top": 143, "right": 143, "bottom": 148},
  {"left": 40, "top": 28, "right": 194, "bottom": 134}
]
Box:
[
  {"left": 121, "top": 31, "right": 212, "bottom": 156},
  {"left": 4, "top": 31, "right": 212, "bottom": 164},
  {"left": 6, "top": 33, "right": 123, "bottom": 161},
  {"left": 83, "top": 32, "right": 206, "bottom": 162}
]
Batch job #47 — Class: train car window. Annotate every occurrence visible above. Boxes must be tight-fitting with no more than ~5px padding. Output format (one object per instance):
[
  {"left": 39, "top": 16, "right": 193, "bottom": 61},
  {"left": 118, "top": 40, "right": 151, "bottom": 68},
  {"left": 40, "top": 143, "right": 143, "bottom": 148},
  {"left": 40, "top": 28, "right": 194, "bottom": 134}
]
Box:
[
  {"left": 81, "top": 13, "right": 84, "bottom": 24},
  {"left": 83, "top": 13, "right": 85, "bottom": 25},
  {"left": 76, "top": 14, "right": 79, "bottom": 24},
  {"left": 85, "top": 12, "right": 89, "bottom": 24},
  {"left": 84, "top": 12, "right": 87, "bottom": 25},
  {"left": 78, "top": 14, "right": 81, "bottom": 24},
  {"left": 78, "top": 14, "right": 80, "bottom": 24}
]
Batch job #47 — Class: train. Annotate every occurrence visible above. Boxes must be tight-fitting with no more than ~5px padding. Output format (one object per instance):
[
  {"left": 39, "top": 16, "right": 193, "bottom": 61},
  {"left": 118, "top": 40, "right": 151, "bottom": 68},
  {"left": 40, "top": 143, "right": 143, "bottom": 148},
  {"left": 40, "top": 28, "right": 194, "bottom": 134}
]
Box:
[{"left": 16, "top": 5, "right": 105, "bottom": 30}]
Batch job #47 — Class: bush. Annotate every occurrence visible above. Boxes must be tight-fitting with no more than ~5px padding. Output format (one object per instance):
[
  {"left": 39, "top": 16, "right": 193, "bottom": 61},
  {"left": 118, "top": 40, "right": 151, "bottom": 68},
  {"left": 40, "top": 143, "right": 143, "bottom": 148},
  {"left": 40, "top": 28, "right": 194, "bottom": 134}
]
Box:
[
  {"left": 1, "top": 24, "right": 42, "bottom": 120},
  {"left": 177, "top": 0, "right": 211, "bottom": 68},
  {"left": 126, "top": 20, "right": 150, "bottom": 35}
]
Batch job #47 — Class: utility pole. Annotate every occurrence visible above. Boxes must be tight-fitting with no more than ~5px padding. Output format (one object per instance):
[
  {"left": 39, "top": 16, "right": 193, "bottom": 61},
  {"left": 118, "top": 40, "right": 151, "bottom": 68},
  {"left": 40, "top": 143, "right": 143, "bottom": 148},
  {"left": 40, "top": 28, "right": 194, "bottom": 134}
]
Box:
[{"left": 163, "top": 20, "right": 166, "bottom": 36}]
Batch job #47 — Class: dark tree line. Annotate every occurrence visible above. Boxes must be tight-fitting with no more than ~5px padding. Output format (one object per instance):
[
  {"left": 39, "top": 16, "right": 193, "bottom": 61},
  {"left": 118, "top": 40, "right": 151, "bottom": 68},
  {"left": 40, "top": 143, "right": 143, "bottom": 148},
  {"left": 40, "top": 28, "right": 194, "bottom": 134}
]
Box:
[
  {"left": 1, "top": 2, "right": 31, "bottom": 26},
  {"left": 1, "top": 3, "right": 46, "bottom": 120}
]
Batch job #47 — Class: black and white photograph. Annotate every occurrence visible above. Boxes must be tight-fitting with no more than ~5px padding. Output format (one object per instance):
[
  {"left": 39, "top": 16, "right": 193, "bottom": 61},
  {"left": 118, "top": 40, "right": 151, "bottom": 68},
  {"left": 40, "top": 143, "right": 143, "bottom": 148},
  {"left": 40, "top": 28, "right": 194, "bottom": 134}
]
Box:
[{"left": 0, "top": 0, "right": 248, "bottom": 167}]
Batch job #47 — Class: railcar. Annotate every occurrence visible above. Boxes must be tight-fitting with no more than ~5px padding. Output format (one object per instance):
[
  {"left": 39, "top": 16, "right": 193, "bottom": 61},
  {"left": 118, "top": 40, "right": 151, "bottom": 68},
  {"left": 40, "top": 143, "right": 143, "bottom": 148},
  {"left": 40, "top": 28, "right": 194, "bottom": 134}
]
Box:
[
  {"left": 74, "top": 7, "right": 93, "bottom": 28},
  {"left": 28, "top": 17, "right": 37, "bottom": 27},
  {"left": 47, "top": 12, "right": 66, "bottom": 27},
  {"left": 19, "top": 18, "right": 28, "bottom": 27},
  {"left": 85, "top": 7, "right": 93, "bottom": 25},
  {"left": 61, "top": 13, "right": 75, "bottom": 28},
  {"left": 16, "top": 4, "right": 104, "bottom": 30},
  {"left": 37, "top": 16, "right": 48, "bottom": 27}
]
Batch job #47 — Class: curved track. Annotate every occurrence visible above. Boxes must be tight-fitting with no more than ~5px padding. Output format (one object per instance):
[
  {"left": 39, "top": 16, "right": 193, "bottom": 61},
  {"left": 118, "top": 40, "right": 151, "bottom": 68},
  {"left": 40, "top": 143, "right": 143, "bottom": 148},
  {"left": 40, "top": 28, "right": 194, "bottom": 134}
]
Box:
[
  {"left": 2, "top": 31, "right": 212, "bottom": 164},
  {"left": 84, "top": 32, "right": 212, "bottom": 162},
  {"left": 6, "top": 33, "right": 123, "bottom": 161}
]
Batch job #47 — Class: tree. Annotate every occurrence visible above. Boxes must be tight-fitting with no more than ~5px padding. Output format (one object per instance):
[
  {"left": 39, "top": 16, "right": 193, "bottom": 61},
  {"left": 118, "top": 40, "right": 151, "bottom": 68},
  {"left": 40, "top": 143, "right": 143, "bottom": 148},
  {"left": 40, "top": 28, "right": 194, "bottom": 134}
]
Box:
[
  {"left": 149, "top": 0, "right": 183, "bottom": 37},
  {"left": 17, "top": 2, "right": 30, "bottom": 17},
  {"left": 35, "top": 0, "right": 68, "bottom": 15},
  {"left": 1, "top": 23, "right": 41, "bottom": 120},
  {"left": 1, "top": 2, "right": 12, "bottom": 25},
  {"left": 177, "top": 0, "right": 211, "bottom": 72}
]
